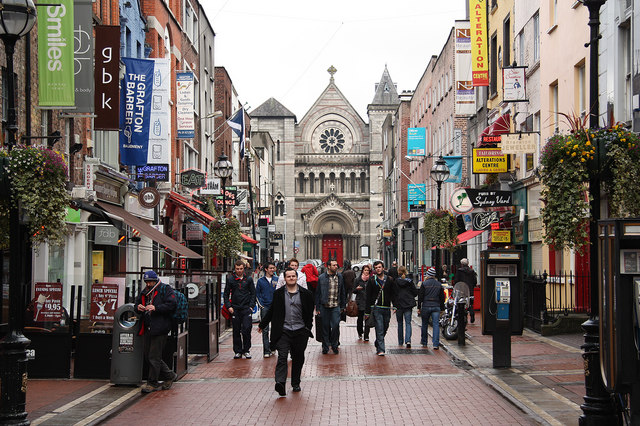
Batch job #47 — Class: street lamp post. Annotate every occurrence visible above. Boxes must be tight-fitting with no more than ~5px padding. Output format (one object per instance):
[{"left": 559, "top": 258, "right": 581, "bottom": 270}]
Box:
[
  {"left": 0, "top": 0, "right": 37, "bottom": 423},
  {"left": 213, "top": 153, "right": 233, "bottom": 217},
  {"left": 430, "top": 156, "right": 450, "bottom": 280}
]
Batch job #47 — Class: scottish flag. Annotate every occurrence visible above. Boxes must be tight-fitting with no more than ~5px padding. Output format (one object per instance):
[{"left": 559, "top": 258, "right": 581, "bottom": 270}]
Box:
[{"left": 227, "top": 108, "right": 245, "bottom": 160}]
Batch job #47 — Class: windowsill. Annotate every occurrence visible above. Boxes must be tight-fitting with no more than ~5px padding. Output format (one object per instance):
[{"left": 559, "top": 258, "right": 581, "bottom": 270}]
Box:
[
  {"left": 547, "top": 24, "right": 558, "bottom": 35},
  {"left": 489, "top": 91, "right": 498, "bottom": 101}
]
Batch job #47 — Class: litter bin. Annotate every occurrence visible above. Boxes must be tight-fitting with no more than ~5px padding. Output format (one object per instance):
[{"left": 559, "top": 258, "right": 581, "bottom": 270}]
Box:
[{"left": 111, "top": 303, "right": 143, "bottom": 385}]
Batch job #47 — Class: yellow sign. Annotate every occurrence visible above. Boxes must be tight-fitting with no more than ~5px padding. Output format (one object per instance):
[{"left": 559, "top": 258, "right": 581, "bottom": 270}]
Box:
[
  {"left": 473, "top": 148, "right": 508, "bottom": 173},
  {"left": 383, "top": 229, "right": 392, "bottom": 238},
  {"left": 492, "top": 230, "right": 511, "bottom": 243},
  {"left": 92, "top": 250, "right": 104, "bottom": 283},
  {"left": 469, "top": 0, "right": 488, "bottom": 86}
]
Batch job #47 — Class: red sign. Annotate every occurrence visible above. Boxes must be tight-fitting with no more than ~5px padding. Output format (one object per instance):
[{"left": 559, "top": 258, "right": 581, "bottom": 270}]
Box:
[
  {"left": 90, "top": 283, "right": 120, "bottom": 322},
  {"left": 491, "top": 222, "right": 500, "bottom": 230},
  {"left": 33, "top": 282, "right": 63, "bottom": 322}
]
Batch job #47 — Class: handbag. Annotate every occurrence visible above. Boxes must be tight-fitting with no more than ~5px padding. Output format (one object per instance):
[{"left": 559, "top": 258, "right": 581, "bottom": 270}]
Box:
[
  {"left": 346, "top": 299, "right": 359, "bottom": 317},
  {"left": 314, "top": 313, "right": 323, "bottom": 342},
  {"left": 221, "top": 288, "right": 232, "bottom": 320},
  {"left": 365, "top": 283, "right": 383, "bottom": 328}
]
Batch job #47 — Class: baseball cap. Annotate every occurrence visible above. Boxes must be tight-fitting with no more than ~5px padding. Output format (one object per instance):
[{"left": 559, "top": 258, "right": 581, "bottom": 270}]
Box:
[
  {"left": 426, "top": 267, "right": 436, "bottom": 277},
  {"left": 143, "top": 270, "right": 158, "bottom": 281}
]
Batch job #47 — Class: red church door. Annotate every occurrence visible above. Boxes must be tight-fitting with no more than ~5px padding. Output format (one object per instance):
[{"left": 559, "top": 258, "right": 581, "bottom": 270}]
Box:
[{"left": 322, "top": 234, "right": 343, "bottom": 267}]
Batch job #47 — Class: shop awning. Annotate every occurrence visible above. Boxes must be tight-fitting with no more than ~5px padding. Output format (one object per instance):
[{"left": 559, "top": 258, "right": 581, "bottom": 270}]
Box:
[
  {"left": 241, "top": 233, "right": 258, "bottom": 244},
  {"left": 168, "top": 191, "right": 214, "bottom": 225},
  {"left": 96, "top": 201, "right": 203, "bottom": 259},
  {"left": 478, "top": 113, "right": 510, "bottom": 145},
  {"left": 431, "top": 229, "right": 486, "bottom": 249}
]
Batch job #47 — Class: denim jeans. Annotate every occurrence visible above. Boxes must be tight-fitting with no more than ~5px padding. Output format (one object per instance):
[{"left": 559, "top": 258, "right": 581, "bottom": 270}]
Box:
[
  {"left": 396, "top": 308, "right": 413, "bottom": 345},
  {"left": 372, "top": 306, "right": 391, "bottom": 353},
  {"left": 320, "top": 305, "right": 341, "bottom": 352},
  {"left": 260, "top": 307, "right": 271, "bottom": 354},
  {"left": 421, "top": 307, "right": 440, "bottom": 348},
  {"left": 231, "top": 307, "right": 252, "bottom": 354}
]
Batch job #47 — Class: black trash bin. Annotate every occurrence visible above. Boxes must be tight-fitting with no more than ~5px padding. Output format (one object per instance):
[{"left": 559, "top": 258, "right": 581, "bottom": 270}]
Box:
[{"left": 111, "top": 303, "right": 143, "bottom": 385}]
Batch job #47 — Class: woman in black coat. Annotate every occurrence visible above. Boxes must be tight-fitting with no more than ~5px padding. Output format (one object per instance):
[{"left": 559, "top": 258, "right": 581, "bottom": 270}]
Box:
[{"left": 352, "top": 264, "right": 373, "bottom": 341}]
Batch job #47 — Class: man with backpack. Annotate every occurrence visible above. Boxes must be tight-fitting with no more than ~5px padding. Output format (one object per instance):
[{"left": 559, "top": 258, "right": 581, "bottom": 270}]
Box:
[{"left": 135, "top": 270, "right": 178, "bottom": 393}]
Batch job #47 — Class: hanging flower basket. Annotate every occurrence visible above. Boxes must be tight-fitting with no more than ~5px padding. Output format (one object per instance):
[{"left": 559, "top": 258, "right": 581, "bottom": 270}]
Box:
[
  {"left": 205, "top": 204, "right": 242, "bottom": 258},
  {"left": 540, "top": 123, "right": 640, "bottom": 253},
  {"left": 0, "top": 146, "right": 70, "bottom": 249},
  {"left": 422, "top": 209, "right": 459, "bottom": 251}
]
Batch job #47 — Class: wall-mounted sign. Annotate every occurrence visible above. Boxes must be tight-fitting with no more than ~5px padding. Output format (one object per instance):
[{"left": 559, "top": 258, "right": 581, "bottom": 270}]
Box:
[
  {"left": 271, "top": 232, "right": 283, "bottom": 240},
  {"left": 491, "top": 229, "right": 511, "bottom": 243},
  {"left": 454, "top": 21, "right": 476, "bottom": 115},
  {"left": 94, "top": 225, "right": 119, "bottom": 246},
  {"left": 408, "top": 184, "right": 426, "bottom": 212},
  {"left": 136, "top": 164, "right": 169, "bottom": 182},
  {"left": 466, "top": 189, "right": 512, "bottom": 208},
  {"left": 90, "top": 283, "right": 119, "bottom": 322},
  {"left": 407, "top": 128, "right": 426, "bottom": 156},
  {"left": 94, "top": 26, "right": 120, "bottom": 129},
  {"left": 503, "top": 66, "right": 527, "bottom": 102},
  {"left": 500, "top": 133, "right": 537, "bottom": 154},
  {"left": 383, "top": 229, "right": 393, "bottom": 238},
  {"left": 180, "top": 169, "right": 206, "bottom": 189},
  {"left": 450, "top": 188, "right": 474, "bottom": 214},
  {"left": 94, "top": 175, "right": 121, "bottom": 204},
  {"left": 200, "top": 177, "right": 221, "bottom": 195},
  {"left": 185, "top": 223, "right": 202, "bottom": 240},
  {"left": 473, "top": 211, "right": 500, "bottom": 230},
  {"left": 176, "top": 72, "right": 195, "bottom": 139},
  {"left": 73, "top": 0, "right": 94, "bottom": 112},
  {"left": 33, "top": 282, "right": 64, "bottom": 322},
  {"left": 472, "top": 148, "right": 509, "bottom": 173},
  {"left": 138, "top": 187, "right": 160, "bottom": 208},
  {"left": 213, "top": 186, "right": 237, "bottom": 207},
  {"left": 469, "top": 0, "right": 488, "bottom": 86}
]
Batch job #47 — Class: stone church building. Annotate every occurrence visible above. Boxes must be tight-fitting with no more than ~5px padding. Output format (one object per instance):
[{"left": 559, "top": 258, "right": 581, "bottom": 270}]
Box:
[{"left": 250, "top": 66, "right": 399, "bottom": 264}]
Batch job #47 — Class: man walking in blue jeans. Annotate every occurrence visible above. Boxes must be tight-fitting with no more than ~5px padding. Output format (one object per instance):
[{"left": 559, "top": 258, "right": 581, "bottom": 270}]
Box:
[
  {"left": 223, "top": 260, "right": 256, "bottom": 359},
  {"left": 365, "top": 260, "right": 395, "bottom": 356},
  {"left": 418, "top": 267, "right": 445, "bottom": 350},
  {"left": 315, "top": 259, "right": 345, "bottom": 354},
  {"left": 256, "top": 261, "right": 277, "bottom": 358}
]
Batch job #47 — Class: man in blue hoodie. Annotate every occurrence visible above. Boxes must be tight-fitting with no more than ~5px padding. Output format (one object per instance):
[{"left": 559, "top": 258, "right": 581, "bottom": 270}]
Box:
[{"left": 256, "top": 261, "right": 278, "bottom": 358}]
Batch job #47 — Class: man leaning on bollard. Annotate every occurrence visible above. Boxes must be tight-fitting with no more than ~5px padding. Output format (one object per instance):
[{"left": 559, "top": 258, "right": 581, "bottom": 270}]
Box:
[{"left": 136, "top": 270, "right": 178, "bottom": 393}]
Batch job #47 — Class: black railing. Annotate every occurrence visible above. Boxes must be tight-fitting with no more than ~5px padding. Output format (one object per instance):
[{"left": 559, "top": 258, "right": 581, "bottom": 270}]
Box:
[{"left": 523, "top": 271, "right": 590, "bottom": 332}]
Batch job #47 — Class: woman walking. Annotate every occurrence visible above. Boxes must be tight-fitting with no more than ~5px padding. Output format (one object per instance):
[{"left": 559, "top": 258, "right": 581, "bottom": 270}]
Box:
[
  {"left": 393, "top": 266, "right": 418, "bottom": 348},
  {"left": 353, "top": 264, "right": 373, "bottom": 341}
]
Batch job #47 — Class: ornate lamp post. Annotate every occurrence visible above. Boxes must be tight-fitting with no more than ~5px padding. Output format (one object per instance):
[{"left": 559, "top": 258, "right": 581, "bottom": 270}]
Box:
[
  {"left": 430, "top": 156, "right": 450, "bottom": 279},
  {"left": 0, "top": 0, "right": 37, "bottom": 424},
  {"left": 213, "top": 153, "right": 233, "bottom": 217}
]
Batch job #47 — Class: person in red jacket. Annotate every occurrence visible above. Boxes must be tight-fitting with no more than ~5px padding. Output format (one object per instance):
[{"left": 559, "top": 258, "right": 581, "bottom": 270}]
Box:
[{"left": 301, "top": 262, "right": 319, "bottom": 298}]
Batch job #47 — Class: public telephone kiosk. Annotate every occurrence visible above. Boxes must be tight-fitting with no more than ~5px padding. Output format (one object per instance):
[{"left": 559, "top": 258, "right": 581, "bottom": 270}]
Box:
[
  {"left": 598, "top": 219, "right": 640, "bottom": 406},
  {"left": 480, "top": 249, "right": 524, "bottom": 368}
]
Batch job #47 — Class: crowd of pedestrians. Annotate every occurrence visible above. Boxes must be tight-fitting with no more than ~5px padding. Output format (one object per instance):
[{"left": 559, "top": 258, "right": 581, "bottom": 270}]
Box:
[{"left": 223, "top": 257, "right": 477, "bottom": 396}]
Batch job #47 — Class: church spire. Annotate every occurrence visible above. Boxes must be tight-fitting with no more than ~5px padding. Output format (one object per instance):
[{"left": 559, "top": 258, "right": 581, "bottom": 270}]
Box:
[{"left": 371, "top": 65, "right": 399, "bottom": 105}]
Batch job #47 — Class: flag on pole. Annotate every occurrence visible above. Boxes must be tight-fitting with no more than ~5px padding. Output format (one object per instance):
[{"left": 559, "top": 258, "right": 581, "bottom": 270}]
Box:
[{"left": 227, "top": 108, "right": 245, "bottom": 160}]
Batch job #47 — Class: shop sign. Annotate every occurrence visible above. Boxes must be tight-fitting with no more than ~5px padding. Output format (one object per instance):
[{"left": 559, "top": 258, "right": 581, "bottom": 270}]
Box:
[
  {"left": 94, "top": 176, "right": 121, "bottom": 204},
  {"left": 137, "top": 164, "right": 169, "bottom": 182},
  {"left": 503, "top": 66, "right": 527, "bottom": 102},
  {"left": 466, "top": 189, "right": 512, "bottom": 208},
  {"left": 472, "top": 148, "right": 509, "bottom": 173},
  {"left": 383, "top": 229, "right": 393, "bottom": 238},
  {"left": 180, "top": 169, "right": 206, "bottom": 189},
  {"left": 185, "top": 223, "right": 202, "bottom": 240},
  {"left": 491, "top": 230, "right": 511, "bottom": 243},
  {"left": 90, "top": 283, "right": 119, "bottom": 322},
  {"left": 200, "top": 177, "right": 221, "bottom": 195},
  {"left": 501, "top": 133, "right": 536, "bottom": 154},
  {"left": 450, "top": 188, "right": 474, "bottom": 214},
  {"left": 213, "top": 186, "right": 237, "bottom": 207},
  {"left": 271, "top": 232, "right": 283, "bottom": 240},
  {"left": 95, "top": 225, "right": 119, "bottom": 246},
  {"left": 33, "top": 282, "right": 64, "bottom": 322},
  {"left": 94, "top": 26, "right": 120, "bottom": 129},
  {"left": 472, "top": 211, "right": 499, "bottom": 230},
  {"left": 139, "top": 187, "right": 160, "bottom": 209}
]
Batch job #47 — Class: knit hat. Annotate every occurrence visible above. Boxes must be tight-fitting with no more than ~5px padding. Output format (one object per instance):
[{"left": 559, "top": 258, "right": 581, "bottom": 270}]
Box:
[
  {"left": 143, "top": 270, "right": 158, "bottom": 281},
  {"left": 426, "top": 267, "right": 436, "bottom": 277}
]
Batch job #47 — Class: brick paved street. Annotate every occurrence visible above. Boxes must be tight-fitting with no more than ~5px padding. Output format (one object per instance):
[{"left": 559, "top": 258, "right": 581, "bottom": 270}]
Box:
[{"left": 106, "top": 316, "right": 538, "bottom": 425}]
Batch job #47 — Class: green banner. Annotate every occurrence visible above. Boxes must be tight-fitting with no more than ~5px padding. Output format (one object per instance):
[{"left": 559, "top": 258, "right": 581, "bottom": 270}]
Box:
[{"left": 38, "top": 0, "right": 75, "bottom": 107}]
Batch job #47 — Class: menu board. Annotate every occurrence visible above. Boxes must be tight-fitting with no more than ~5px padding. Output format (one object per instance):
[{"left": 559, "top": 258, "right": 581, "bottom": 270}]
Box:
[{"left": 33, "top": 282, "right": 63, "bottom": 322}]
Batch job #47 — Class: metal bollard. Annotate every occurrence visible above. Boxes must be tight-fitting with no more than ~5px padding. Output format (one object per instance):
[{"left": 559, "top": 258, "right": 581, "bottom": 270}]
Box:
[{"left": 457, "top": 301, "right": 466, "bottom": 346}]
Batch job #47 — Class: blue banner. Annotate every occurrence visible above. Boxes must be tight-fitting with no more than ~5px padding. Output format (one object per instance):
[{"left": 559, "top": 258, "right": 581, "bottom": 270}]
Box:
[
  {"left": 120, "top": 58, "right": 154, "bottom": 166},
  {"left": 407, "top": 128, "right": 426, "bottom": 156},
  {"left": 444, "top": 156, "right": 462, "bottom": 183},
  {"left": 408, "top": 184, "right": 426, "bottom": 212}
]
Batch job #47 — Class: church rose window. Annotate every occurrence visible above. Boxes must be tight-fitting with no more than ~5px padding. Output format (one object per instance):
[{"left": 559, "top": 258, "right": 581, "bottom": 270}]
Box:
[{"left": 319, "top": 128, "right": 345, "bottom": 154}]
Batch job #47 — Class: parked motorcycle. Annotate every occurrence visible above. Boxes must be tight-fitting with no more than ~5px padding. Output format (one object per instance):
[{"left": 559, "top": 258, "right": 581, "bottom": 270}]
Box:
[{"left": 440, "top": 283, "right": 472, "bottom": 340}]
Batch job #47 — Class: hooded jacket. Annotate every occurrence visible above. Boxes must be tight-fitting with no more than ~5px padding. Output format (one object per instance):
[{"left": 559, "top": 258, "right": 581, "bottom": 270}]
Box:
[
  {"left": 393, "top": 277, "right": 418, "bottom": 309},
  {"left": 301, "top": 263, "right": 319, "bottom": 290},
  {"left": 135, "top": 282, "right": 177, "bottom": 336}
]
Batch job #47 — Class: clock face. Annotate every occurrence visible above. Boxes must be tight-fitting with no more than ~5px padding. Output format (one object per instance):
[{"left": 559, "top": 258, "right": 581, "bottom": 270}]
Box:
[{"left": 319, "top": 128, "right": 345, "bottom": 154}]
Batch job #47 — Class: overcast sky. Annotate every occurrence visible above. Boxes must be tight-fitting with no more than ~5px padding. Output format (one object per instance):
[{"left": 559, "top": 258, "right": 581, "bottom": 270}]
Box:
[{"left": 203, "top": 1, "right": 468, "bottom": 121}]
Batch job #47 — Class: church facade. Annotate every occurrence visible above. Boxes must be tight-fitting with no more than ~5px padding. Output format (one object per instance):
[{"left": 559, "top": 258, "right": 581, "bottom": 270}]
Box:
[{"left": 250, "top": 67, "right": 399, "bottom": 264}]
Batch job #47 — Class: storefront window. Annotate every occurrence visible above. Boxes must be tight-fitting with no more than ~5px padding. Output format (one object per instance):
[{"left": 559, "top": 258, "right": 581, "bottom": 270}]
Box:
[{"left": 48, "top": 245, "right": 65, "bottom": 283}]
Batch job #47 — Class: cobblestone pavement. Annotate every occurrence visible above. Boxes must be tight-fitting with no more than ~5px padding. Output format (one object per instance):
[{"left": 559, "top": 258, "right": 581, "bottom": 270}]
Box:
[{"left": 105, "top": 316, "right": 539, "bottom": 426}]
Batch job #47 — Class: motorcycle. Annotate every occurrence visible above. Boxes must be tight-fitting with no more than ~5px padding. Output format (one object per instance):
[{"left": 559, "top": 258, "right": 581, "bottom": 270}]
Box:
[{"left": 440, "top": 283, "right": 473, "bottom": 340}]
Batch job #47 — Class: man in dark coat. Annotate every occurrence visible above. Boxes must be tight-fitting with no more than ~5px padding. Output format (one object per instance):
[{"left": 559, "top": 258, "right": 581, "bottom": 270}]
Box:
[
  {"left": 223, "top": 260, "right": 256, "bottom": 359},
  {"left": 135, "top": 270, "right": 177, "bottom": 393},
  {"left": 315, "top": 259, "right": 346, "bottom": 354},
  {"left": 259, "top": 267, "right": 314, "bottom": 396},
  {"left": 453, "top": 258, "right": 478, "bottom": 322}
]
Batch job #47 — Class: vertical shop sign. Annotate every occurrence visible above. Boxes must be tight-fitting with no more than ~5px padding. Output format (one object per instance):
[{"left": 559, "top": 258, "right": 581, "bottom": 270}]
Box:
[
  {"left": 469, "top": 0, "right": 489, "bottom": 86},
  {"left": 176, "top": 72, "right": 195, "bottom": 139},
  {"left": 73, "top": 0, "right": 93, "bottom": 112},
  {"left": 94, "top": 26, "right": 121, "bottom": 129},
  {"left": 455, "top": 20, "right": 476, "bottom": 114},
  {"left": 148, "top": 58, "right": 171, "bottom": 165},
  {"left": 38, "top": 0, "right": 75, "bottom": 106},
  {"left": 119, "top": 58, "right": 154, "bottom": 166}
]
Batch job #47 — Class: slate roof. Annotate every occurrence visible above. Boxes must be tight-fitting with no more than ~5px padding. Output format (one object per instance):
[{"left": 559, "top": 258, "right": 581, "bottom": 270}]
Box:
[
  {"left": 250, "top": 97, "right": 297, "bottom": 121},
  {"left": 370, "top": 66, "right": 400, "bottom": 105}
]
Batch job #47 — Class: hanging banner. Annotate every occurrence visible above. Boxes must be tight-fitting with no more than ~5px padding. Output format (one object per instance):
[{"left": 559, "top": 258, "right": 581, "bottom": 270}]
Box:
[
  {"left": 408, "top": 184, "right": 426, "bottom": 213},
  {"left": 176, "top": 72, "right": 195, "bottom": 139},
  {"left": 38, "top": 0, "right": 75, "bottom": 107},
  {"left": 454, "top": 20, "right": 476, "bottom": 114},
  {"left": 120, "top": 58, "right": 154, "bottom": 166},
  {"left": 73, "top": 0, "right": 93, "bottom": 112},
  {"left": 148, "top": 58, "right": 171, "bottom": 165},
  {"left": 503, "top": 66, "right": 527, "bottom": 102},
  {"left": 469, "top": 0, "right": 489, "bottom": 86},
  {"left": 407, "top": 128, "right": 426, "bottom": 156},
  {"left": 94, "top": 26, "right": 120, "bottom": 129}
]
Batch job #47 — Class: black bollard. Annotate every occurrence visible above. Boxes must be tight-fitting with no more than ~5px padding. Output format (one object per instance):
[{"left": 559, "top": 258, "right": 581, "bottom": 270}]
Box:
[{"left": 457, "top": 301, "right": 466, "bottom": 346}]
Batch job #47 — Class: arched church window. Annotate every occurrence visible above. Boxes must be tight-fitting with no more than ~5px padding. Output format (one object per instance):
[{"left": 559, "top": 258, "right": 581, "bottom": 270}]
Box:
[
  {"left": 298, "top": 173, "right": 305, "bottom": 193},
  {"left": 360, "top": 172, "right": 367, "bottom": 193},
  {"left": 340, "top": 173, "right": 345, "bottom": 193},
  {"left": 277, "top": 140, "right": 280, "bottom": 161},
  {"left": 309, "top": 172, "right": 315, "bottom": 193},
  {"left": 319, "top": 128, "right": 345, "bottom": 154},
  {"left": 319, "top": 173, "right": 325, "bottom": 193},
  {"left": 329, "top": 173, "right": 336, "bottom": 191},
  {"left": 350, "top": 172, "right": 356, "bottom": 193}
]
